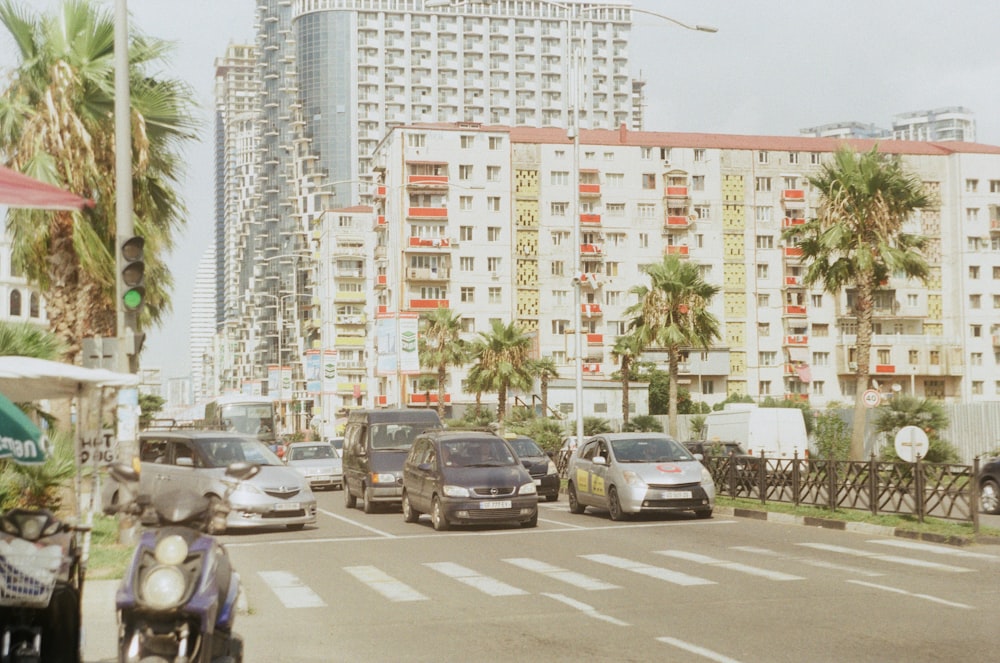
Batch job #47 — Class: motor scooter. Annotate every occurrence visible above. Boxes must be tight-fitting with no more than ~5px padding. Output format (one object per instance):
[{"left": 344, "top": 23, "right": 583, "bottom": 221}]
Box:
[
  {"left": 0, "top": 507, "right": 89, "bottom": 662},
  {"left": 107, "top": 461, "right": 259, "bottom": 663}
]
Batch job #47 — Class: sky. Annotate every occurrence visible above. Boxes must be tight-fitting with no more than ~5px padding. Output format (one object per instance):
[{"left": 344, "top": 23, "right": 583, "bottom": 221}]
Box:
[{"left": 2, "top": 0, "right": 998, "bottom": 382}]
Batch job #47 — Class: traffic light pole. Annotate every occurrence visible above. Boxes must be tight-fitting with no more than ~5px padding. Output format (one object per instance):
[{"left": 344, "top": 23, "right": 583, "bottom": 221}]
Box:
[{"left": 114, "top": 0, "right": 135, "bottom": 377}]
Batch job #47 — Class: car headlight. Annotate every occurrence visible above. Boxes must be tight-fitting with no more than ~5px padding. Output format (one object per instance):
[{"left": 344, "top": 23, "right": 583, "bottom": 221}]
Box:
[
  {"left": 371, "top": 472, "right": 397, "bottom": 484},
  {"left": 519, "top": 481, "right": 537, "bottom": 496},
  {"left": 546, "top": 460, "right": 557, "bottom": 475},
  {"left": 622, "top": 471, "right": 646, "bottom": 487},
  {"left": 233, "top": 481, "right": 263, "bottom": 495},
  {"left": 442, "top": 485, "right": 470, "bottom": 498},
  {"left": 155, "top": 535, "right": 189, "bottom": 565},
  {"left": 701, "top": 466, "right": 714, "bottom": 486},
  {"left": 141, "top": 566, "right": 187, "bottom": 609}
]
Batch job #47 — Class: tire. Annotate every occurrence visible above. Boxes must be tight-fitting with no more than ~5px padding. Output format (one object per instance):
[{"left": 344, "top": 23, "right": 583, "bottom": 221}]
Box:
[
  {"left": 362, "top": 485, "right": 376, "bottom": 514},
  {"left": 521, "top": 510, "right": 538, "bottom": 528},
  {"left": 981, "top": 478, "right": 1000, "bottom": 514},
  {"left": 344, "top": 483, "right": 357, "bottom": 508},
  {"left": 431, "top": 496, "right": 449, "bottom": 531},
  {"left": 608, "top": 486, "right": 627, "bottom": 521},
  {"left": 402, "top": 490, "right": 420, "bottom": 523},
  {"left": 695, "top": 508, "right": 713, "bottom": 519},
  {"left": 545, "top": 492, "right": 559, "bottom": 503},
  {"left": 567, "top": 482, "right": 586, "bottom": 514}
]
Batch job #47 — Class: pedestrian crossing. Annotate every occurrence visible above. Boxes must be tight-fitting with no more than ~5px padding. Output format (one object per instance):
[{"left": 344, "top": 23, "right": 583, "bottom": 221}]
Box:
[{"left": 255, "top": 539, "right": 997, "bottom": 611}]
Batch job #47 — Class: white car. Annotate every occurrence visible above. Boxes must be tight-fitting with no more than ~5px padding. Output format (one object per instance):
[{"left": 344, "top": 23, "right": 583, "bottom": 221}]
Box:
[
  {"left": 567, "top": 433, "right": 715, "bottom": 520},
  {"left": 285, "top": 442, "right": 343, "bottom": 491}
]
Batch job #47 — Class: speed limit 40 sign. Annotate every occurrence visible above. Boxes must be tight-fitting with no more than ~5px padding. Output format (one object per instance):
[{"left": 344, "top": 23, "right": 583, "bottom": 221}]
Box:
[{"left": 861, "top": 389, "right": 881, "bottom": 408}]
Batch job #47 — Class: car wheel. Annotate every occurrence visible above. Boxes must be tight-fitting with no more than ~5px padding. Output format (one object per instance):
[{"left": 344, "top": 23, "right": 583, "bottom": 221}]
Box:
[
  {"left": 520, "top": 510, "right": 538, "bottom": 528},
  {"left": 695, "top": 508, "right": 713, "bottom": 519},
  {"left": 402, "top": 490, "right": 420, "bottom": 523},
  {"left": 981, "top": 478, "right": 1000, "bottom": 514},
  {"left": 344, "top": 483, "right": 357, "bottom": 508},
  {"left": 431, "top": 496, "right": 449, "bottom": 531},
  {"left": 545, "top": 492, "right": 559, "bottom": 503},
  {"left": 362, "top": 485, "right": 376, "bottom": 514},
  {"left": 567, "top": 482, "right": 586, "bottom": 514},
  {"left": 608, "top": 486, "right": 627, "bottom": 521}
]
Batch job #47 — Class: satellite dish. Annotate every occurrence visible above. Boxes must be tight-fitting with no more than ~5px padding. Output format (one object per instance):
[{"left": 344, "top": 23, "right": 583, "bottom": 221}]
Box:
[
  {"left": 871, "top": 379, "right": 879, "bottom": 390},
  {"left": 891, "top": 384, "right": 902, "bottom": 393}
]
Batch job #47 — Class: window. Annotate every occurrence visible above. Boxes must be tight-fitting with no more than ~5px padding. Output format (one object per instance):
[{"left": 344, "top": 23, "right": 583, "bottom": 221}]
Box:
[
  {"left": 929, "top": 350, "right": 940, "bottom": 365},
  {"left": 755, "top": 206, "right": 772, "bottom": 222},
  {"left": 551, "top": 230, "right": 568, "bottom": 246},
  {"left": 489, "top": 136, "right": 503, "bottom": 150},
  {"left": 703, "top": 381, "right": 715, "bottom": 395},
  {"left": 606, "top": 203, "right": 625, "bottom": 216},
  {"left": 907, "top": 293, "right": 919, "bottom": 306},
  {"left": 756, "top": 235, "right": 774, "bottom": 249},
  {"left": 812, "top": 352, "right": 829, "bottom": 366},
  {"left": 810, "top": 153, "right": 821, "bottom": 165},
  {"left": 757, "top": 294, "right": 770, "bottom": 307},
  {"left": 694, "top": 149, "right": 705, "bottom": 162},
  {"left": 757, "top": 151, "right": 769, "bottom": 164},
  {"left": 994, "top": 294, "right": 1000, "bottom": 309},
  {"left": 972, "top": 381, "right": 984, "bottom": 396},
  {"left": 971, "top": 352, "right": 983, "bottom": 366},
  {"left": 605, "top": 262, "right": 619, "bottom": 277},
  {"left": 995, "top": 266, "right": 1000, "bottom": 279},
  {"left": 552, "top": 319, "right": 568, "bottom": 334},
  {"left": 991, "top": 180, "right": 1000, "bottom": 193},
  {"left": 459, "top": 164, "right": 473, "bottom": 179},
  {"left": 876, "top": 349, "right": 890, "bottom": 364},
  {"left": 972, "top": 325, "right": 982, "bottom": 337},
  {"left": 759, "top": 380, "right": 771, "bottom": 395},
  {"left": 459, "top": 195, "right": 473, "bottom": 210},
  {"left": 783, "top": 176, "right": 797, "bottom": 190},
  {"left": 8, "top": 290, "right": 20, "bottom": 317},
  {"left": 487, "top": 196, "right": 501, "bottom": 211},
  {"left": 487, "top": 226, "right": 501, "bottom": 241},
  {"left": 460, "top": 256, "right": 474, "bottom": 271},
  {"left": 637, "top": 204, "right": 655, "bottom": 218},
  {"left": 550, "top": 171, "right": 568, "bottom": 185},
  {"left": 555, "top": 149, "right": 566, "bottom": 159},
  {"left": 460, "top": 135, "right": 474, "bottom": 149},
  {"left": 694, "top": 205, "right": 711, "bottom": 219},
  {"left": 966, "top": 178, "right": 979, "bottom": 193},
  {"left": 812, "top": 323, "right": 829, "bottom": 337},
  {"left": 968, "top": 236, "right": 984, "bottom": 250},
  {"left": 551, "top": 261, "right": 564, "bottom": 276},
  {"left": 967, "top": 208, "right": 980, "bottom": 223},
  {"left": 605, "top": 290, "right": 622, "bottom": 306},
  {"left": 759, "top": 351, "right": 777, "bottom": 366},
  {"left": 606, "top": 173, "right": 624, "bottom": 188},
  {"left": 970, "top": 294, "right": 982, "bottom": 309},
  {"left": 551, "top": 202, "right": 567, "bottom": 216},
  {"left": 755, "top": 177, "right": 771, "bottom": 192},
  {"left": 691, "top": 175, "right": 705, "bottom": 191},
  {"left": 553, "top": 290, "right": 568, "bottom": 305},
  {"left": 758, "top": 322, "right": 770, "bottom": 336},
  {"left": 788, "top": 152, "right": 799, "bottom": 164},
  {"left": 811, "top": 381, "right": 824, "bottom": 396},
  {"left": 460, "top": 287, "right": 474, "bottom": 303},
  {"left": 908, "top": 350, "right": 919, "bottom": 364},
  {"left": 487, "top": 166, "right": 501, "bottom": 182},
  {"left": 756, "top": 264, "right": 769, "bottom": 279},
  {"left": 638, "top": 233, "right": 649, "bottom": 248},
  {"left": 603, "top": 151, "right": 614, "bottom": 161},
  {"left": 811, "top": 294, "right": 823, "bottom": 307},
  {"left": 407, "top": 133, "right": 426, "bottom": 147},
  {"left": 641, "top": 147, "right": 653, "bottom": 159},
  {"left": 488, "top": 287, "right": 502, "bottom": 304},
  {"left": 460, "top": 226, "right": 473, "bottom": 241},
  {"left": 641, "top": 173, "right": 656, "bottom": 189}
]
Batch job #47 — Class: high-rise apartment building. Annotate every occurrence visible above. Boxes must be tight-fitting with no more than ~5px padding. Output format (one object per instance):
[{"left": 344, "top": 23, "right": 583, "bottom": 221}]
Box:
[{"left": 892, "top": 107, "right": 976, "bottom": 143}]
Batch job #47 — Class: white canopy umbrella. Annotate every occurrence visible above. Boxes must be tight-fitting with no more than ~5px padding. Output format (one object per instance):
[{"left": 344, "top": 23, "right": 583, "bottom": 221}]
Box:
[{"left": 0, "top": 356, "right": 137, "bottom": 401}]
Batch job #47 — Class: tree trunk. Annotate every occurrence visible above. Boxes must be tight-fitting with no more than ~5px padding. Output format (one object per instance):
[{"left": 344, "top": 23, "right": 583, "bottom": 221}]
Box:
[
  {"left": 540, "top": 376, "right": 548, "bottom": 417},
  {"left": 437, "top": 364, "right": 447, "bottom": 420},
  {"left": 621, "top": 355, "right": 630, "bottom": 428},
  {"left": 497, "top": 384, "right": 507, "bottom": 423},
  {"left": 850, "top": 281, "right": 876, "bottom": 460},
  {"left": 668, "top": 348, "right": 679, "bottom": 438}
]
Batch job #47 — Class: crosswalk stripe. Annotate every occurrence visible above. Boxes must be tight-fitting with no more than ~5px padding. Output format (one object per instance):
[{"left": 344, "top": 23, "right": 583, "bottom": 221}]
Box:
[
  {"left": 865, "top": 539, "right": 1000, "bottom": 560},
  {"left": 798, "top": 543, "right": 973, "bottom": 573},
  {"left": 424, "top": 562, "right": 527, "bottom": 596},
  {"left": 730, "top": 546, "right": 883, "bottom": 577},
  {"left": 580, "top": 553, "right": 715, "bottom": 586},
  {"left": 344, "top": 565, "right": 428, "bottom": 602},
  {"left": 257, "top": 571, "right": 327, "bottom": 608},
  {"left": 504, "top": 557, "right": 619, "bottom": 591},
  {"left": 656, "top": 636, "right": 746, "bottom": 663},
  {"left": 543, "top": 593, "right": 629, "bottom": 626},
  {"left": 847, "top": 580, "right": 973, "bottom": 610},
  {"left": 655, "top": 550, "right": 805, "bottom": 581}
]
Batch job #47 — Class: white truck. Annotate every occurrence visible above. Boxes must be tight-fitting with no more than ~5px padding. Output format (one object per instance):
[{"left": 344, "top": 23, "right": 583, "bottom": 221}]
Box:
[{"left": 703, "top": 405, "right": 809, "bottom": 459}]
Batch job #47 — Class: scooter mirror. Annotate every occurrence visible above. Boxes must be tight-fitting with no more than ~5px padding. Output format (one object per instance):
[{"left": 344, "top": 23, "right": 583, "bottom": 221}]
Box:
[{"left": 108, "top": 462, "right": 140, "bottom": 484}]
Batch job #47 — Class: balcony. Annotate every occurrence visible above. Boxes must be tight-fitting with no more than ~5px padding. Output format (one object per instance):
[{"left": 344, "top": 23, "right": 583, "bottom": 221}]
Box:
[
  {"left": 581, "top": 303, "right": 603, "bottom": 316},
  {"left": 407, "top": 206, "right": 448, "bottom": 219},
  {"left": 374, "top": 185, "right": 386, "bottom": 198},
  {"left": 784, "top": 275, "right": 802, "bottom": 287},
  {"left": 783, "top": 393, "right": 810, "bottom": 403},
  {"left": 994, "top": 335, "right": 1000, "bottom": 346},
  {"left": 334, "top": 336, "right": 366, "bottom": 347},
  {"left": 407, "top": 236, "right": 452, "bottom": 249},
  {"left": 874, "top": 364, "right": 896, "bottom": 374},
  {"left": 578, "top": 183, "right": 601, "bottom": 197},
  {"left": 408, "top": 392, "right": 452, "bottom": 406},
  {"left": 407, "top": 267, "right": 451, "bottom": 280},
  {"left": 784, "top": 335, "right": 809, "bottom": 345},
  {"left": 664, "top": 186, "right": 689, "bottom": 198},
  {"left": 580, "top": 213, "right": 602, "bottom": 226},
  {"left": 783, "top": 305, "right": 807, "bottom": 316},
  {"left": 784, "top": 247, "right": 803, "bottom": 258},
  {"left": 582, "top": 362, "right": 602, "bottom": 375},
  {"left": 664, "top": 215, "right": 692, "bottom": 230},
  {"left": 782, "top": 189, "right": 805, "bottom": 202},
  {"left": 373, "top": 215, "right": 387, "bottom": 230},
  {"left": 407, "top": 174, "right": 449, "bottom": 188},
  {"left": 580, "top": 243, "right": 603, "bottom": 257},
  {"left": 586, "top": 333, "right": 603, "bottom": 346},
  {"left": 409, "top": 298, "right": 450, "bottom": 309},
  {"left": 334, "top": 291, "right": 366, "bottom": 304},
  {"left": 375, "top": 394, "right": 388, "bottom": 406},
  {"left": 782, "top": 217, "right": 806, "bottom": 229},
  {"left": 664, "top": 245, "right": 690, "bottom": 258},
  {"left": 374, "top": 274, "right": 388, "bottom": 288},
  {"left": 336, "top": 314, "right": 366, "bottom": 325},
  {"left": 990, "top": 218, "right": 1000, "bottom": 234}
]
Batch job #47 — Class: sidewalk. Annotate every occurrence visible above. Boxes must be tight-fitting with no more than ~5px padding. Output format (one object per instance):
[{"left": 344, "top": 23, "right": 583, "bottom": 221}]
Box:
[{"left": 82, "top": 579, "right": 118, "bottom": 663}]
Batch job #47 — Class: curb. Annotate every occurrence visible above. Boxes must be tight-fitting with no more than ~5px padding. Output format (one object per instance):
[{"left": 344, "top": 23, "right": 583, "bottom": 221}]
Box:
[{"left": 714, "top": 505, "right": 1000, "bottom": 547}]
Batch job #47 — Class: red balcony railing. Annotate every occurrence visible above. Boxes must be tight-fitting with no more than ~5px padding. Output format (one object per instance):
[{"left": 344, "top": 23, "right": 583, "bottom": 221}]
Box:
[
  {"left": 782, "top": 189, "right": 805, "bottom": 201},
  {"left": 874, "top": 364, "right": 896, "bottom": 374},
  {"left": 407, "top": 207, "right": 448, "bottom": 218},
  {"left": 582, "top": 363, "right": 602, "bottom": 374},
  {"left": 784, "top": 305, "right": 807, "bottom": 316},
  {"left": 784, "top": 393, "right": 809, "bottom": 403},
  {"left": 375, "top": 395, "right": 388, "bottom": 406},
  {"left": 409, "top": 299, "right": 450, "bottom": 309},
  {"left": 375, "top": 274, "right": 387, "bottom": 287},
  {"left": 665, "top": 245, "right": 689, "bottom": 257},
  {"left": 782, "top": 217, "right": 806, "bottom": 228},
  {"left": 586, "top": 333, "right": 603, "bottom": 345},
  {"left": 408, "top": 392, "right": 452, "bottom": 405},
  {"left": 581, "top": 303, "right": 603, "bottom": 316},
  {"left": 664, "top": 186, "right": 689, "bottom": 197},
  {"left": 784, "top": 247, "right": 803, "bottom": 257},
  {"left": 784, "top": 335, "right": 808, "bottom": 345},
  {"left": 580, "top": 244, "right": 603, "bottom": 256},
  {"left": 408, "top": 175, "right": 449, "bottom": 186},
  {"left": 664, "top": 215, "right": 692, "bottom": 228},
  {"left": 579, "top": 183, "right": 601, "bottom": 196},
  {"left": 408, "top": 236, "right": 451, "bottom": 248},
  {"left": 580, "top": 213, "right": 602, "bottom": 225}
]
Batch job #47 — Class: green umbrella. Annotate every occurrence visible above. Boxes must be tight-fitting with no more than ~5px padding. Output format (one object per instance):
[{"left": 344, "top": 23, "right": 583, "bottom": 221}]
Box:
[{"left": 0, "top": 391, "right": 47, "bottom": 465}]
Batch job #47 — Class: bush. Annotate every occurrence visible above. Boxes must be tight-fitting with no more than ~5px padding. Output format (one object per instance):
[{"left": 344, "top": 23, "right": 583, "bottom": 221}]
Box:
[
  {"left": 623, "top": 415, "right": 663, "bottom": 433},
  {"left": 0, "top": 429, "right": 76, "bottom": 511},
  {"left": 813, "top": 409, "right": 850, "bottom": 460}
]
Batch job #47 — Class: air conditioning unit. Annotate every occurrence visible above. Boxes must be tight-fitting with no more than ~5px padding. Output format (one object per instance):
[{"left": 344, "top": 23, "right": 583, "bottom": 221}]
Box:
[
  {"left": 662, "top": 160, "right": 672, "bottom": 169},
  {"left": 490, "top": 271, "right": 499, "bottom": 280},
  {"left": 848, "top": 362, "right": 858, "bottom": 370}
]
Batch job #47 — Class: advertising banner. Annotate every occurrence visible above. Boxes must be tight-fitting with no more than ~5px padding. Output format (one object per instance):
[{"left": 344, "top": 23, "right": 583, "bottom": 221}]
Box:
[
  {"left": 305, "top": 350, "right": 322, "bottom": 394},
  {"left": 323, "top": 349, "right": 338, "bottom": 394}
]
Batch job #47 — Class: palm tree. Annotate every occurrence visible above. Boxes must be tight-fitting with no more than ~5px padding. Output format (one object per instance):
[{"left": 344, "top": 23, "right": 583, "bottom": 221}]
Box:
[
  {"left": 418, "top": 308, "right": 467, "bottom": 419},
  {"left": 469, "top": 320, "right": 534, "bottom": 425},
  {"left": 611, "top": 331, "right": 643, "bottom": 429},
  {"left": 0, "top": 320, "right": 63, "bottom": 358},
  {"left": 783, "top": 145, "right": 933, "bottom": 460},
  {"left": 0, "top": 0, "right": 197, "bottom": 361},
  {"left": 626, "top": 255, "right": 721, "bottom": 438},
  {"left": 532, "top": 356, "right": 559, "bottom": 418}
]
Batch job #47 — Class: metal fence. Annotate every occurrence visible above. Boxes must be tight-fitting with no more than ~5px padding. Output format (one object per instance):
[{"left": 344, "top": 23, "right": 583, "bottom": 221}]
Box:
[{"left": 702, "top": 453, "right": 981, "bottom": 530}]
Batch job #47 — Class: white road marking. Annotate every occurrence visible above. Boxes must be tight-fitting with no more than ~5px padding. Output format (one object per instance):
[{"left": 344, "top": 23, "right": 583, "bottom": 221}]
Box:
[
  {"left": 656, "top": 636, "right": 746, "bottom": 663},
  {"left": 543, "top": 593, "right": 629, "bottom": 626},
  {"left": 257, "top": 571, "right": 326, "bottom": 608},
  {"left": 424, "top": 562, "right": 527, "bottom": 596},
  {"left": 655, "top": 550, "right": 805, "bottom": 581},
  {"left": 730, "top": 546, "right": 883, "bottom": 577},
  {"left": 580, "top": 554, "right": 715, "bottom": 586},
  {"left": 344, "top": 565, "right": 428, "bottom": 602},
  {"left": 847, "top": 580, "right": 973, "bottom": 609},
  {"left": 319, "top": 508, "right": 397, "bottom": 537},
  {"left": 504, "top": 557, "right": 619, "bottom": 591},
  {"left": 798, "top": 543, "right": 973, "bottom": 573},
  {"left": 865, "top": 539, "right": 999, "bottom": 560}
]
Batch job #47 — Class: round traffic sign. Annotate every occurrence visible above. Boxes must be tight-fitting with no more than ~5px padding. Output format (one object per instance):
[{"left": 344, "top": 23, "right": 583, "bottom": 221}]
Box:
[
  {"left": 861, "top": 389, "right": 881, "bottom": 408},
  {"left": 894, "top": 425, "right": 929, "bottom": 463}
]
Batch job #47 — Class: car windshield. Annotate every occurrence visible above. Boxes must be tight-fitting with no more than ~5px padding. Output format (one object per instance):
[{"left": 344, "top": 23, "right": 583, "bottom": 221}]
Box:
[
  {"left": 611, "top": 437, "right": 694, "bottom": 463},
  {"left": 288, "top": 445, "right": 335, "bottom": 461},
  {"left": 441, "top": 439, "right": 517, "bottom": 468},
  {"left": 197, "top": 438, "right": 283, "bottom": 467},
  {"left": 371, "top": 424, "right": 422, "bottom": 451},
  {"left": 508, "top": 437, "right": 543, "bottom": 458}
]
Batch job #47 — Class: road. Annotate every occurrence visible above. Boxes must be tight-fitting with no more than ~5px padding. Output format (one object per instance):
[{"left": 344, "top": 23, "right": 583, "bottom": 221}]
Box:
[{"left": 86, "top": 491, "right": 1000, "bottom": 662}]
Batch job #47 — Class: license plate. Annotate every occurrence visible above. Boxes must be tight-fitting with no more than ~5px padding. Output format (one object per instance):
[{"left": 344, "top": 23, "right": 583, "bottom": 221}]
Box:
[
  {"left": 661, "top": 491, "right": 692, "bottom": 500},
  {"left": 533, "top": 479, "right": 541, "bottom": 486},
  {"left": 273, "top": 502, "right": 301, "bottom": 512},
  {"left": 479, "top": 500, "right": 511, "bottom": 509}
]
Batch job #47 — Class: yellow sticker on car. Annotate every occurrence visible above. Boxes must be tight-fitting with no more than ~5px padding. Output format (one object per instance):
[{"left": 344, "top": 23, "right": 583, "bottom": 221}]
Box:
[
  {"left": 576, "top": 468, "right": 589, "bottom": 492},
  {"left": 591, "top": 474, "right": 605, "bottom": 497}
]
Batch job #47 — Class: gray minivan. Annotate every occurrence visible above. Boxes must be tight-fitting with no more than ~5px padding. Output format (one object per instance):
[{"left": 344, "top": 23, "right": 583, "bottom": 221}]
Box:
[{"left": 342, "top": 409, "right": 442, "bottom": 513}]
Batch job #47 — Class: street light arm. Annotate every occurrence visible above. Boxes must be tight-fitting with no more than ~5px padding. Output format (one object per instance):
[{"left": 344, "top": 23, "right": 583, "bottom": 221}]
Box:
[{"left": 579, "top": 5, "right": 718, "bottom": 33}]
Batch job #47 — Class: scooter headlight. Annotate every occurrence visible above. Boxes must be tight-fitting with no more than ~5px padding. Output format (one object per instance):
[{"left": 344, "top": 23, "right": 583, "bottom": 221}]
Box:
[
  {"left": 155, "top": 534, "right": 189, "bottom": 565},
  {"left": 141, "top": 565, "right": 187, "bottom": 609}
]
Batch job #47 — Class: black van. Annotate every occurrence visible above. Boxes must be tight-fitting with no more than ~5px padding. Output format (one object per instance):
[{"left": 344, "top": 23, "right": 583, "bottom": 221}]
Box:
[{"left": 342, "top": 409, "right": 442, "bottom": 513}]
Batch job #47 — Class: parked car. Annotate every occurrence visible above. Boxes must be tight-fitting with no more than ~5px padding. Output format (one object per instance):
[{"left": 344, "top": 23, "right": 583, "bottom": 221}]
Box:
[
  {"left": 401, "top": 430, "right": 538, "bottom": 530},
  {"left": 683, "top": 440, "right": 748, "bottom": 459},
  {"left": 506, "top": 435, "right": 560, "bottom": 501},
  {"left": 566, "top": 433, "right": 715, "bottom": 520},
  {"left": 326, "top": 436, "right": 344, "bottom": 453},
  {"left": 130, "top": 430, "right": 317, "bottom": 531},
  {"left": 285, "top": 442, "right": 343, "bottom": 491},
  {"left": 978, "top": 455, "right": 1000, "bottom": 514}
]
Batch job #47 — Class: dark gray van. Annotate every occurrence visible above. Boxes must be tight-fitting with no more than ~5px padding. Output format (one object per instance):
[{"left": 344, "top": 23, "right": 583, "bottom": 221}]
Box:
[{"left": 342, "top": 409, "right": 442, "bottom": 513}]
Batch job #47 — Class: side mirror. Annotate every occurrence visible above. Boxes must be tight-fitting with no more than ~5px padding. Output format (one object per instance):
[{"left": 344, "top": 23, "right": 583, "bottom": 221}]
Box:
[
  {"left": 694, "top": 453, "right": 704, "bottom": 461},
  {"left": 225, "top": 461, "right": 261, "bottom": 482},
  {"left": 417, "top": 462, "right": 432, "bottom": 472},
  {"left": 592, "top": 455, "right": 607, "bottom": 466},
  {"left": 108, "top": 462, "right": 140, "bottom": 484},
  {"left": 176, "top": 457, "right": 195, "bottom": 468},
  {"left": 522, "top": 459, "right": 532, "bottom": 469}
]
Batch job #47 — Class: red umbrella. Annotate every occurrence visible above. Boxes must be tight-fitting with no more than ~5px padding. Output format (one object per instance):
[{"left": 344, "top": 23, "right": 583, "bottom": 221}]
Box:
[{"left": 0, "top": 164, "right": 93, "bottom": 211}]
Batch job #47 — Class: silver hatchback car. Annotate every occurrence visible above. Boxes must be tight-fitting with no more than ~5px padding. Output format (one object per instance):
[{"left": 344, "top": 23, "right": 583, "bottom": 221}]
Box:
[
  {"left": 130, "top": 431, "right": 317, "bottom": 531},
  {"left": 567, "top": 433, "right": 715, "bottom": 520}
]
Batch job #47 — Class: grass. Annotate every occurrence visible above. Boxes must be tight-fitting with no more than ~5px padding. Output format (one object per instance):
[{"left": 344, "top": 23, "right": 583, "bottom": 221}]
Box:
[
  {"left": 716, "top": 495, "right": 1000, "bottom": 541},
  {"left": 84, "top": 514, "right": 134, "bottom": 580}
]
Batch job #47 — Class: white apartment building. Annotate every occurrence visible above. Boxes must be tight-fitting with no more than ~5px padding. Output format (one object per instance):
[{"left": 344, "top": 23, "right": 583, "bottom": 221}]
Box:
[
  {"left": 360, "top": 122, "right": 1000, "bottom": 411},
  {"left": 892, "top": 107, "right": 976, "bottom": 143}
]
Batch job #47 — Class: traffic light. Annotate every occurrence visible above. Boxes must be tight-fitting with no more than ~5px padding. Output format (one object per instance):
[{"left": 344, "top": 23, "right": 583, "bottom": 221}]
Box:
[{"left": 120, "top": 236, "right": 145, "bottom": 312}]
